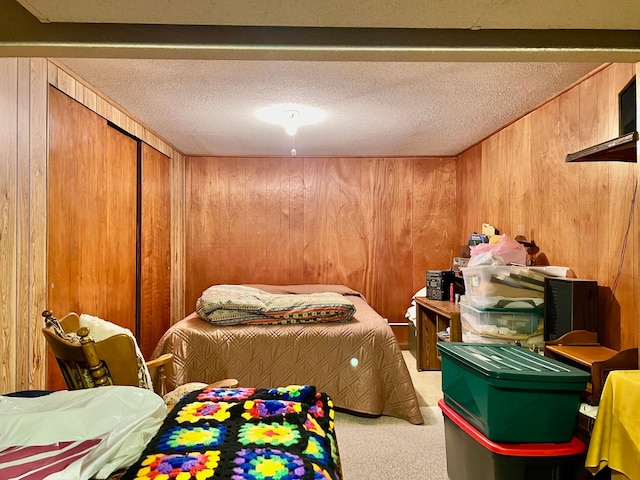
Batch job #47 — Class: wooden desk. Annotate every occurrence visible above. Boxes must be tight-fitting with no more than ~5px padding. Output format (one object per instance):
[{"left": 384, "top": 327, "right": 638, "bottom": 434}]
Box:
[{"left": 414, "top": 297, "right": 461, "bottom": 371}]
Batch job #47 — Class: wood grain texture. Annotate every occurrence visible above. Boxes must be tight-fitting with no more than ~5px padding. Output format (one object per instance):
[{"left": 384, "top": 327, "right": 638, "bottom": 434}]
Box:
[
  {"left": 412, "top": 157, "right": 458, "bottom": 294},
  {"left": 185, "top": 155, "right": 456, "bottom": 341},
  {"left": 170, "top": 148, "right": 186, "bottom": 324},
  {"left": 140, "top": 143, "right": 171, "bottom": 359},
  {"left": 17, "top": 58, "right": 30, "bottom": 391},
  {"left": 456, "top": 144, "right": 482, "bottom": 246},
  {"left": 0, "top": 58, "right": 48, "bottom": 394},
  {"left": 48, "top": 61, "right": 175, "bottom": 159},
  {"left": 48, "top": 61, "right": 185, "bottom": 326},
  {"left": 186, "top": 157, "right": 307, "bottom": 310},
  {"left": 27, "top": 58, "right": 48, "bottom": 389},
  {"left": 458, "top": 63, "right": 638, "bottom": 351},
  {"left": 0, "top": 58, "right": 19, "bottom": 392},
  {"left": 48, "top": 86, "right": 137, "bottom": 388}
]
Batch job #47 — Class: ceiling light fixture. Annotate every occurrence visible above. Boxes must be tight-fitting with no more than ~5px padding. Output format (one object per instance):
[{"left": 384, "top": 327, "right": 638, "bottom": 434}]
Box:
[
  {"left": 255, "top": 103, "right": 327, "bottom": 136},
  {"left": 283, "top": 110, "right": 299, "bottom": 136}
]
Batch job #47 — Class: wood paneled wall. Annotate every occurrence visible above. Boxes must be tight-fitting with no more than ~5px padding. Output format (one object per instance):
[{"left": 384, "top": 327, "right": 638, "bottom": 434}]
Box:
[
  {"left": 457, "top": 63, "right": 639, "bottom": 350},
  {"left": 47, "top": 62, "right": 188, "bottom": 327},
  {"left": 0, "top": 59, "right": 186, "bottom": 394},
  {"left": 185, "top": 156, "right": 458, "bottom": 338},
  {"left": 140, "top": 143, "right": 172, "bottom": 359},
  {"left": 0, "top": 58, "right": 48, "bottom": 393},
  {"left": 2, "top": 57, "right": 638, "bottom": 392}
]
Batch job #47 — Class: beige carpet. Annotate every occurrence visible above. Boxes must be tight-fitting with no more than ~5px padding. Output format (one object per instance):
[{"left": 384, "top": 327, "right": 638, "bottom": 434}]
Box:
[
  {"left": 401, "top": 350, "right": 443, "bottom": 407},
  {"left": 333, "top": 350, "right": 449, "bottom": 479}
]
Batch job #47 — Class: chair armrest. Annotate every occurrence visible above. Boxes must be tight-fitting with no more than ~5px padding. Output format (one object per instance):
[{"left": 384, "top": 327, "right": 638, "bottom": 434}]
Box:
[
  {"left": 145, "top": 353, "right": 173, "bottom": 370},
  {"left": 145, "top": 353, "right": 174, "bottom": 396},
  {"left": 207, "top": 378, "right": 239, "bottom": 389}
]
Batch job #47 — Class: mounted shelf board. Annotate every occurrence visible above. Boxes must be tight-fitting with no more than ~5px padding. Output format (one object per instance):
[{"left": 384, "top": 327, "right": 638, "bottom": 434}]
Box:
[{"left": 565, "top": 131, "right": 638, "bottom": 162}]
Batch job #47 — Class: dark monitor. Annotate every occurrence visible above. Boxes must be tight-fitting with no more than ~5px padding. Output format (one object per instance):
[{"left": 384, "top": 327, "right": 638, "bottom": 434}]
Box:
[
  {"left": 543, "top": 277, "right": 598, "bottom": 341},
  {"left": 619, "top": 77, "right": 636, "bottom": 135}
]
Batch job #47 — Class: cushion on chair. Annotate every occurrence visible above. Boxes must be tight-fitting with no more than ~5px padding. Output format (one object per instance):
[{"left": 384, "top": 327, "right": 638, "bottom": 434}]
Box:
[
  {"left": 44, "top": 314, "right": 99, "bottom": 387},
  {"left": 78, "top": 314, "right": 153, "bottom": 391},
  {"left": 44, "top": 314, "right": 78, "bottom": 343},
  {"left": 45, "top": 313, "right": 153, "bottom": 390}
]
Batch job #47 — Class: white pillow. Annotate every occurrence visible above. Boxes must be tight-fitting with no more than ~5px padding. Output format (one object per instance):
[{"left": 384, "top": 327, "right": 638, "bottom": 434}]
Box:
[{"left": 79, "top": 314, "right": 153, "bottom": 391}]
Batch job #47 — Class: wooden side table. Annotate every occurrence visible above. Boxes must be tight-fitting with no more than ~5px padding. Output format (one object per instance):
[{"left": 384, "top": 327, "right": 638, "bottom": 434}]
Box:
[
  {"left": 544, "top": 330, "right": 639, "bottom": 405},
  {"left": 414, "top": 297, "right": 461, "bottom": 370}
]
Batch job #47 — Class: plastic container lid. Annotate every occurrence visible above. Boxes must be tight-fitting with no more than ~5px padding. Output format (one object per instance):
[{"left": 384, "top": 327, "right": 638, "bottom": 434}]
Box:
[
  {"left": 436, "top": 343, "right": 591, "bottom": 384},
  {"left": 438, "top": 399, "right": 586, "bottom": 456}
]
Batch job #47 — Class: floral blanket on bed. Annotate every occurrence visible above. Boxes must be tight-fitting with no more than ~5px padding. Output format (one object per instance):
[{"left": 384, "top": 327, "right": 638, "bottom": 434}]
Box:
[
  {"left": 121, "top": 384, "right": 342, "bottom": 480},
  {"left": 196, "top": 285, "right": 356, "bottom": 326}
]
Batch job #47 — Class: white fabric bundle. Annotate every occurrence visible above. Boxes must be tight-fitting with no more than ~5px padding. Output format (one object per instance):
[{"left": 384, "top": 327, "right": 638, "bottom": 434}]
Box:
[{"left": 0, "top": 386, "right": 165, "bottom": 480}]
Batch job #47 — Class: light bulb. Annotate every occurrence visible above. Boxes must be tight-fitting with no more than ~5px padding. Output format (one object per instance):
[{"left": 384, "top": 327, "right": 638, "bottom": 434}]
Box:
[
  {"left": 283, "top": 110, "right": 299, "bottom": 136},
  {"left": 284, "top": 124, "right": 298, "bottom": 136}
]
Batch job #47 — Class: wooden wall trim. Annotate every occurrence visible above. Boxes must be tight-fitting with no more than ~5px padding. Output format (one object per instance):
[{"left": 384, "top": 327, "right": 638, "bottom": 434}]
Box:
[
  {"left": 170, "top": 150, "right": 186, "bottom": 323},
  {"left": 47, "top": 61, "right": 175, "bottom": 159}
]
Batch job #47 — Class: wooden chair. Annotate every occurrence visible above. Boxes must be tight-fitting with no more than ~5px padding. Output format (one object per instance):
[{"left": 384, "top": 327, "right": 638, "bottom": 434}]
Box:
[{"left": 42, "top": 310, "right": 238, "bottom": 398}]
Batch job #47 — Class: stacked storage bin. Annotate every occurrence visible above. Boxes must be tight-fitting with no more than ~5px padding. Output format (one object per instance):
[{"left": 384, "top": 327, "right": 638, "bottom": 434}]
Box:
[
  {"left": 436, "top": 342, "right": 590, "bottom": 480},
  {"left": 460, "top": 265, "right": 545, "bottom": 349}
]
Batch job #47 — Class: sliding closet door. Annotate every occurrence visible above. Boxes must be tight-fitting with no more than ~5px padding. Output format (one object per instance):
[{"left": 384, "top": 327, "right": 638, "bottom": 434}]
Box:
[
  {"left": 139, "top": 142, "right": 171, "bottom": 359},
  {"left": 47, "top": 86, "right": 137, "bottom": 388}
]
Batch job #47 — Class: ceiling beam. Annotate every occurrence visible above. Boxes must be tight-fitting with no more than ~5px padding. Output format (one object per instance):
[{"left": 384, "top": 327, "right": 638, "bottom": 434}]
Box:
[{"left": 2, "top": 0, "right": 640, "bottom": 62}]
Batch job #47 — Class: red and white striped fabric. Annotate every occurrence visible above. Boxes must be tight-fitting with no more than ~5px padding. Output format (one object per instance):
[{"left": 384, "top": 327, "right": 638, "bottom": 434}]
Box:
[{"left": 0, "top": 439, "right": 102, "bottom": 480}]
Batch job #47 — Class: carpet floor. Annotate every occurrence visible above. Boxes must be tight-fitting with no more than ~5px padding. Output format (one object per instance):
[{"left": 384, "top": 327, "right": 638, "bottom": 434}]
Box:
[{"left": 333, "top": 350, "right": 449, "bottom": 479}]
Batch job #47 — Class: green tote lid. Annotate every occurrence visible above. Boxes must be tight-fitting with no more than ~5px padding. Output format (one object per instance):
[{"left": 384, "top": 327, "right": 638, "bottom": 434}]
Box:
[{"left": 437, "top": 342, "right": 591, "bottom": 384}]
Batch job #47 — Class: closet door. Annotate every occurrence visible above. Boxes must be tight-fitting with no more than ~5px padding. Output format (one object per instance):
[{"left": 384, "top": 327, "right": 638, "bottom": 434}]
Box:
[
  {"left": 47, "top": 86, "right": 137, "bottom": 388},
  {"left": 139, "top": 143, "right": 171, "bottom": 359}
]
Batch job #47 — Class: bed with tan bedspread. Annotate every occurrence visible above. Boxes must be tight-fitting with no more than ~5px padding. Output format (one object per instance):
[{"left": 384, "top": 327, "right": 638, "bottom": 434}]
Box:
[{"left": 152, "top": 284, "right": 424, "bottom": 425}]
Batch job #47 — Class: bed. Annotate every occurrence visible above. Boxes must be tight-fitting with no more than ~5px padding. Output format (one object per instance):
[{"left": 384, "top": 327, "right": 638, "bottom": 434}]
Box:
[{"left": 152, "top": 284, "right": 424, "bottom": 425}]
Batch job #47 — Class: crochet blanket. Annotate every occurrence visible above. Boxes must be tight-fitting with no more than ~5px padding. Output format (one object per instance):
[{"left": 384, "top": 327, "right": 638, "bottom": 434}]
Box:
[{"left": 121, "top": 385, "right": 342, "bottom": 480}]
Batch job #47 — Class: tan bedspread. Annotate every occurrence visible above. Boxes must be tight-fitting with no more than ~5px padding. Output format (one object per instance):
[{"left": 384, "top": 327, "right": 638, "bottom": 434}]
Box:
[{"left": 152, "top": 284, "right": 424, "bottom": 425}]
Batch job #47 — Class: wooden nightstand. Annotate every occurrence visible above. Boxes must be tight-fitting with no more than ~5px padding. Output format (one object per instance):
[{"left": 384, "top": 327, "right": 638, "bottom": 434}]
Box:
[{"left": 414, "top": 297, "right": 461, "bottom": 370}]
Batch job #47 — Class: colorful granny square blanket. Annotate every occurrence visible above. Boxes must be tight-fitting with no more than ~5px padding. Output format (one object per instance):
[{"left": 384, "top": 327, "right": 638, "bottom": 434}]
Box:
[{"left": 121, "top": 385, "right": 341, "bottom": 480}]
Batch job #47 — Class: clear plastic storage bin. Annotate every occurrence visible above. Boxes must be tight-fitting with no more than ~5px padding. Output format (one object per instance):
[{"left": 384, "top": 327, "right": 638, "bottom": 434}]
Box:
[
  {"left": 461, "top": 266, "right": 544, "bottom": 309},
  {"left": 459, "top": 303, "right": 543, "bottom": 336}
]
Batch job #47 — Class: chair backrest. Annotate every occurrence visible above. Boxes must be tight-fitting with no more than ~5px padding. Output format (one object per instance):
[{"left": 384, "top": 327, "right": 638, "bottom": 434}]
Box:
[{"left": 42, "top": 310, "right": 141, "bottom": 389}]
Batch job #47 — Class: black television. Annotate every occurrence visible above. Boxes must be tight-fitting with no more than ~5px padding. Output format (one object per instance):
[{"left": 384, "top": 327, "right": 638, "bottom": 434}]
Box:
[
  {"left": 565, "top": 76, "right": 637, "bottom": 163},
  {"left": 619, "top": 76, "right": 636, "bottom": 135}
]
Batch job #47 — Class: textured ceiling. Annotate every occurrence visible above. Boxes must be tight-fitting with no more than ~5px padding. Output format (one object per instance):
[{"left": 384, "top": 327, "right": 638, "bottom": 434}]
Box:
[
  {"left": 17, "top": 0, "right": 640, "bottom": 29},
  {"left": 56, "top": 58, "right": 601, "bottom": 157},
  {"left": 5, "top": 1, "right": 633, "bottom": 157}
]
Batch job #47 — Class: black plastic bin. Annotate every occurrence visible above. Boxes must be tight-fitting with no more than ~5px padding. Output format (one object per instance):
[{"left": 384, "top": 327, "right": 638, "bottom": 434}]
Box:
[{"left": 439, "top": 399, "right": 586, "bottom": 480}]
